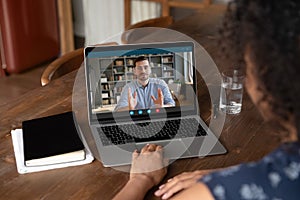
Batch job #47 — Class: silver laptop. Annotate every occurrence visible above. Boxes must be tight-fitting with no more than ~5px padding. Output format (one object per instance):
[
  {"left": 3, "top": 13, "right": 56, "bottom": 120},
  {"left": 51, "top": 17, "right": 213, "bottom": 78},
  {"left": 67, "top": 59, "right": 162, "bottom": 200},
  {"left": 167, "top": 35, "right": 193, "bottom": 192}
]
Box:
[{"left": 84, "top": 41, "right": 226, "bottom": 167}]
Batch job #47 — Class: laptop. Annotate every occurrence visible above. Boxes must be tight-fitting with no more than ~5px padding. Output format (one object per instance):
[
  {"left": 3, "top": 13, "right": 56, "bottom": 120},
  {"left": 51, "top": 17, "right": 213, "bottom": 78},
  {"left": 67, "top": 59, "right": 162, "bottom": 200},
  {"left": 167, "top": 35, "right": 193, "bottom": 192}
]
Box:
[{"left": 84, "top": 41, "right": 226, "bottom": 167}]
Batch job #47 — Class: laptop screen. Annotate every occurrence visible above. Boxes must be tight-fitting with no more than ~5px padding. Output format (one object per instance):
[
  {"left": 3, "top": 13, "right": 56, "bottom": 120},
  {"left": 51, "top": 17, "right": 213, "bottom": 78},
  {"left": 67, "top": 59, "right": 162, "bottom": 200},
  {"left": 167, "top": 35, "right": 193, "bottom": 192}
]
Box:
[{"left": 84, "top": 41, "right": 197, "bottom": 124}]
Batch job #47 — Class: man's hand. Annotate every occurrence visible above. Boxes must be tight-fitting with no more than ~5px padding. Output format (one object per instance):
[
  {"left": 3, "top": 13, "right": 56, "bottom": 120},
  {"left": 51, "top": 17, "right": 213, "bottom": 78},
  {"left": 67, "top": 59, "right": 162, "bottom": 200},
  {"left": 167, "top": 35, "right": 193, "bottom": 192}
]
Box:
[
  {"left": 128, "top": 88, "right": 137, "bottom": 110},
  {"left": 151, "top": 88, "right": 164, "bottom": 107}
]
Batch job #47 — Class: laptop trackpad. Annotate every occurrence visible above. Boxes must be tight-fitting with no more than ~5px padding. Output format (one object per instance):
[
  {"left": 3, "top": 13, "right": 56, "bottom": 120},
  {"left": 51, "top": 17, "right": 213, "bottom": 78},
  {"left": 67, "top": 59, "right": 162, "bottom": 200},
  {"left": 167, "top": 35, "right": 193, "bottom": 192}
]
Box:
[{"left": 135, "top": 140, "right": 190, "bottom": 160}]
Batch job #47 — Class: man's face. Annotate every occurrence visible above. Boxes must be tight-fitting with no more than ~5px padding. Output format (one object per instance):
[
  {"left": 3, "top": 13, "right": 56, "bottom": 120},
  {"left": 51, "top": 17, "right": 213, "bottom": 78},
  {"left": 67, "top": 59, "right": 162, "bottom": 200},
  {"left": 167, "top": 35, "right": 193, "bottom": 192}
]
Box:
[{"left": 134, "top": 60, "right": 151, "bottom": 82}]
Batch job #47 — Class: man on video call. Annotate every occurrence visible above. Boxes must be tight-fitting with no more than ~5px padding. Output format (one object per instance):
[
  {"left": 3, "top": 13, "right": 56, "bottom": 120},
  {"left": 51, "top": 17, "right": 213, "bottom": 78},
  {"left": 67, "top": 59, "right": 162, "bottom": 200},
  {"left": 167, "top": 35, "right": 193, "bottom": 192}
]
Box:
[{"left": 114, "top": 56, "right": 175, "bottom": 111}]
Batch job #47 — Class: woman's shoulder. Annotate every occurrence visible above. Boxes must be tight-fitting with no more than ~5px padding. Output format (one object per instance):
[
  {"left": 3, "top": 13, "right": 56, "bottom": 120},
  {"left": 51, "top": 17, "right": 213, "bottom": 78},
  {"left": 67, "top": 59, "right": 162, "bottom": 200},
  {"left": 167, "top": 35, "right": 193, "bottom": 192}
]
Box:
[
  {"left": 200, "top": 142, "right": 300, "bottom": 199},
  {"left": 277, "top": 141, "right": 300, "bottom": 154},
  {"left": 265, "top": 141, "right": 300, "bottom": 165}
]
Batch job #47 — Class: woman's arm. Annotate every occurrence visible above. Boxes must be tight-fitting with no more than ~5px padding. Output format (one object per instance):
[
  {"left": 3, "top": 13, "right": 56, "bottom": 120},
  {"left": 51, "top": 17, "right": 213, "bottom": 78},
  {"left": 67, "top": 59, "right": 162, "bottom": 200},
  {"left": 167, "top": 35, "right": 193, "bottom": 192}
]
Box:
[
  {"left": 113, "top": 144, "right": 215, "bottom": 200},
  {"left": 113, "top": 144, "right": 168, "bottom": 200},
  {"left": 113, "top": 175, "right": 154, "bottom": 200},
  {"left": 170, "top": 182, "right": 214, "bottom": 200},
  {"left": 154, "top": 170, "right": 215, "bottom": 200}
]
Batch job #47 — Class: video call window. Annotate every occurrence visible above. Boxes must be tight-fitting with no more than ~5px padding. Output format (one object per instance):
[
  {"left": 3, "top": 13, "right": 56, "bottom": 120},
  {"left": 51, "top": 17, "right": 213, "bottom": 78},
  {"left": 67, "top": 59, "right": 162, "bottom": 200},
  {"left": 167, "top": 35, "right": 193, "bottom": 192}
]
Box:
[{"left": 87, "top": 48, "right": 194, "bottom": 114}]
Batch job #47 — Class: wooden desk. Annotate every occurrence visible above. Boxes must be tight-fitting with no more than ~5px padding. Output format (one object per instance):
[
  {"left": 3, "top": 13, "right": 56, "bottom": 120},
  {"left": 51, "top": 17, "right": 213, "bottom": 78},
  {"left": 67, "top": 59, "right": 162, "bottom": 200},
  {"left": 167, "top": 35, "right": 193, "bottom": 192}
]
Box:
[{"left": 0, "top": 6, "right": 284, "bottom": 199}]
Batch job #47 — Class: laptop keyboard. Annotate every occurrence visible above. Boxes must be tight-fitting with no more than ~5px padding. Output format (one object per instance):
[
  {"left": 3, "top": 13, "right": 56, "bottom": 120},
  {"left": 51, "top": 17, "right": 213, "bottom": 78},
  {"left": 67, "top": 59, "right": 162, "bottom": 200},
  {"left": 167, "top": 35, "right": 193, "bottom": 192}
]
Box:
[{"left": 97, "top": 118, "right": 207, "bottom": 146}]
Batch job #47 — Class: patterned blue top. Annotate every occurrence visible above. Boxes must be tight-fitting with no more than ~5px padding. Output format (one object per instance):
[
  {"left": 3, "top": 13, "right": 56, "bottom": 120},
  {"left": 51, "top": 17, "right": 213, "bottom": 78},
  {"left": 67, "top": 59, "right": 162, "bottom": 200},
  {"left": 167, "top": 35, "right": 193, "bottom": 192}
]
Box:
[
  {"left": 200, "top": 142, "right": 300, "bottom": 200},
  {"left": 114, "top": 78, "right": 175, "bottom": 111}
]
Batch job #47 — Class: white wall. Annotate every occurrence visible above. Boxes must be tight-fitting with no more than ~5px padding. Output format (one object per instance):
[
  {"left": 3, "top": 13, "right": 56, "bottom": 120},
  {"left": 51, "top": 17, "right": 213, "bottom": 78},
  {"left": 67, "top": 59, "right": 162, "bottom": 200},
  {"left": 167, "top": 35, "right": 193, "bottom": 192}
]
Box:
[
  {"left": 72, "top": 0, "right": 231, "bottom": 46},
  {"left": 131, "top": 1, "right": 160, "bottom": 24},
  {"left": 82, "top": 0, "right": 125, "bottom": 45},
  {"left": 72, "top": 0, "right": 160, "bottom": 46}
]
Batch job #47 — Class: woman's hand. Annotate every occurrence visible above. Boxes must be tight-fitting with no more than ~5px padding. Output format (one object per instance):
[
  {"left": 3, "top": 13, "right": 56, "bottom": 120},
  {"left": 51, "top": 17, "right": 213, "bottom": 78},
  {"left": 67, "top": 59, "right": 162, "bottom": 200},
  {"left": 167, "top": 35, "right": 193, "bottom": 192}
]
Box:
[
  {"left": 154, "top": 170, "right": 209, "bottom": 199},
  {"left": 130, "top": 144, "right": 168, "bottom": 187},
  {"left": 113, "top": 144, "right": 168, "bottom": 200}
]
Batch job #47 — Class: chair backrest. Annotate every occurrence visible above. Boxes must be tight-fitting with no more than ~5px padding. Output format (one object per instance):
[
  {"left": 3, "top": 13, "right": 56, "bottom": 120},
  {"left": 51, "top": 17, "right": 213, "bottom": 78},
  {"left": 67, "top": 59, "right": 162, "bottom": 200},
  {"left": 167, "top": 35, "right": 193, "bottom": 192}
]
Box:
[
  {"left": 41, "top": 48, "right": 84, "bottom": 86},
  {"left": 168, "top": 0, "right": 212, "bottom": 9},
  {"left": 121, "top": 16, "right": 173, "bottom": 44},
  {"left": 41, "top": 42, "right": 118, "bottom": 86}
]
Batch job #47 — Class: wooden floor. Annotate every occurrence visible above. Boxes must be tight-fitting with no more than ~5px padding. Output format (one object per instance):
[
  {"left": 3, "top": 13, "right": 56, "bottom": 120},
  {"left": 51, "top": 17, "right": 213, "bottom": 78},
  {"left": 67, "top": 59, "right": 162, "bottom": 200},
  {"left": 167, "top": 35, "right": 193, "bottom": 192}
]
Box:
[{"left": 0, "top": 63, "right": 48, "bottom": 106}]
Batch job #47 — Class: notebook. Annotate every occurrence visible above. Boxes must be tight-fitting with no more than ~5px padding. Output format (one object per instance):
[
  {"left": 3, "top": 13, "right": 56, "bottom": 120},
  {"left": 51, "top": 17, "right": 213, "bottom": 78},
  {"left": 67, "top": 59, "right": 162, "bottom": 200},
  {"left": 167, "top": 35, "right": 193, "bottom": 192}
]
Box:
[
  {"left": 11, "top": 111, "right": 94, "bottom": 174},
  {"left": 84, "top": 41, "right": 226, "bottom": 166},
  {"left": 22, "top": 111, "right": 86, "bottom": 166}
]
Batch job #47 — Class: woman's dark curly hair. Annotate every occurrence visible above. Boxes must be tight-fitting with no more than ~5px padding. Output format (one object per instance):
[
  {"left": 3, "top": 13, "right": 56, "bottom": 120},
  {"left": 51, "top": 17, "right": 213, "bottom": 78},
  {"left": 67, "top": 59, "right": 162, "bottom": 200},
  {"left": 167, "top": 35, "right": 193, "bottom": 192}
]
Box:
[{"left": 220, "top": 0, "right": 300, "bottom": 140}]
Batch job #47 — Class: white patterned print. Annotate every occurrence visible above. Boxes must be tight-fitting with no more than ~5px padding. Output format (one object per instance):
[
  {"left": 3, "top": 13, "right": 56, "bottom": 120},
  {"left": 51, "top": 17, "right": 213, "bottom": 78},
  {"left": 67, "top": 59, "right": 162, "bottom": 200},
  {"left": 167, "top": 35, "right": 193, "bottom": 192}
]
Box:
[
  {"left": 202, "top": 174, "right": 212, "bottom": 182},
  {"left": 219, "top": 165, "right": 241, "bottom": 177},
  {"left": 213, "top": 185, "right": 226, "bottom": 200},
  {"left": 240, "top": 184, "right": 268, "bottom": 200},
  {"left": 283, "top": 161, "right": 300, "bottom": 180},
  {"left": 268, "top": 172, "right": 281, "bottom": 188},
  {"left": 262, "top": 156, "right": 273, "bottom": 163}
]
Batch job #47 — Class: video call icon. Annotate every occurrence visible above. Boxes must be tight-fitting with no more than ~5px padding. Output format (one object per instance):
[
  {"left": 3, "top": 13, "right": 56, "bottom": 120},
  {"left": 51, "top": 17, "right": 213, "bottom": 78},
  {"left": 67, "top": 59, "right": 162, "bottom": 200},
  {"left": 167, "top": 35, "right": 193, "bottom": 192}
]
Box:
[{"left": 129, "top": 109, "right": 160, "bottom": 116}]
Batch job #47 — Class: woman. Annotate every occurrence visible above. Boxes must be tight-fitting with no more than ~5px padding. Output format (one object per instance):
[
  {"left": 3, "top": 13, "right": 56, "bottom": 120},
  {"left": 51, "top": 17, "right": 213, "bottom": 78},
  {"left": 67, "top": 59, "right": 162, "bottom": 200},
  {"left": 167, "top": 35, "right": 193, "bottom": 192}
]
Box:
[{"left": 113, "top": 0, "right": 300, "bottom": 199}]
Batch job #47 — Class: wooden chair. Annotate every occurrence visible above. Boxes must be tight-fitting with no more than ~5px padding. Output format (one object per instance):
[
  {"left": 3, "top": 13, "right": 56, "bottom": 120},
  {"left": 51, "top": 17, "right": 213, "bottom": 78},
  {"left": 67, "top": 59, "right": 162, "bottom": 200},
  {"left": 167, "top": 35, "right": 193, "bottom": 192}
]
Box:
[
  {"left": 41, "top": 42, "right": 118, "bottom": 86},
  {"left": 121, "top": 16, "right": 173, "bottom": 44},
  {"left": 168, "top": 0, "right": 212, "bottom": 10}
]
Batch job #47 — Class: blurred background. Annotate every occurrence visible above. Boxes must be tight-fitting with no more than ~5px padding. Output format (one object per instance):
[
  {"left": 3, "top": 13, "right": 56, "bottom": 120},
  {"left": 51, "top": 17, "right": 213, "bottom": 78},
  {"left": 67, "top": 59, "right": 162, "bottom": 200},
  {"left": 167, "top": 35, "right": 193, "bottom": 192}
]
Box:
[{"left": 0, "top": 0, "right": 230, "bottom": 105}]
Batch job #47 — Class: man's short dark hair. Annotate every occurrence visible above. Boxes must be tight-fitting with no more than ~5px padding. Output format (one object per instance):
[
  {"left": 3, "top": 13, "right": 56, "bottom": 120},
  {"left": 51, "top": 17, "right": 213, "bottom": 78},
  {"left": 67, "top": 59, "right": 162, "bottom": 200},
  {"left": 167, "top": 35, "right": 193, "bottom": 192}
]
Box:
[{"left": 134, "top": 56, "right": 149, "bottom": 67}]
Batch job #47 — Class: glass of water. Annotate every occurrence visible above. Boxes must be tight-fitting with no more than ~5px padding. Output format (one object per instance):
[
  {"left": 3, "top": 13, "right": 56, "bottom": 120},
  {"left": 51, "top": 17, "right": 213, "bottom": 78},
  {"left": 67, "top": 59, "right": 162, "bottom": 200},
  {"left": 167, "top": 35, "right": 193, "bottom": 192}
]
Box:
[{"left": 219, "top": 69, "right": 244, "bottom": 114}]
